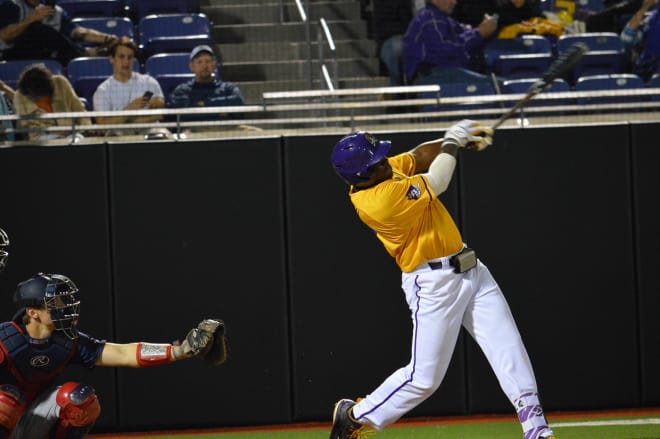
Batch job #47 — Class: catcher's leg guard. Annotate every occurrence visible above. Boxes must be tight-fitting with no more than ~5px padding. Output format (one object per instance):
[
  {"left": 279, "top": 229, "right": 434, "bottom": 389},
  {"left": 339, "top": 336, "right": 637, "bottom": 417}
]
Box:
[
  {"left": 0, "top": 384, "right": 25, "bottom": 437},
  {"left": 51, "top": 382, "right": 101, "bottom": 439}
]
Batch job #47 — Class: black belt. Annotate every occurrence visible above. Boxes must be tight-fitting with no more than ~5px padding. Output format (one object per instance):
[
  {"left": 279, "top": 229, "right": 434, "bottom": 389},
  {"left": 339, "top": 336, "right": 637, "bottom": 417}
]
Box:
[{"left": 428, "top": 248, "right": 477, "bottom": 273}]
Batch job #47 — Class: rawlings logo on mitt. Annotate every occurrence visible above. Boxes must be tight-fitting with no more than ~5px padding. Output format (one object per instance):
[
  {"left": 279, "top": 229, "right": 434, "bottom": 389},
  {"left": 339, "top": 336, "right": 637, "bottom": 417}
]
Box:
[{"left": 182, "top": 318, "right": 228, "bottom": 366}]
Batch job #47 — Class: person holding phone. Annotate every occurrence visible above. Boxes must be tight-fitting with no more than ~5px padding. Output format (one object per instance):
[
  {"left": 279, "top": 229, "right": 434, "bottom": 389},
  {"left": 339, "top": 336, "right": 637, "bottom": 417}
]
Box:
[
  {"left": 93, "top": 37, "right": 165, "bottom": 135},
  {"left": 0, "top": 0, "right": 118, "bottom": 64}
]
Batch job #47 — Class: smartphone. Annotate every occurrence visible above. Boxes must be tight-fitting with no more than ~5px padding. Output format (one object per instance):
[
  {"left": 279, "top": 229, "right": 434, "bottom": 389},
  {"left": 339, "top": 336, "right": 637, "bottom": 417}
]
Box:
[{"left": 142, "top": 91, "right": 154, "bottom": 100}]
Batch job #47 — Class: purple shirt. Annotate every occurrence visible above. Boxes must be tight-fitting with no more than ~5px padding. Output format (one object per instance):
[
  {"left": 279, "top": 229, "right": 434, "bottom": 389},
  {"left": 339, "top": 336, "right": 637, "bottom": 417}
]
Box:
[{"left": 402, "top": 3, "right": 485, "bottom": 81}]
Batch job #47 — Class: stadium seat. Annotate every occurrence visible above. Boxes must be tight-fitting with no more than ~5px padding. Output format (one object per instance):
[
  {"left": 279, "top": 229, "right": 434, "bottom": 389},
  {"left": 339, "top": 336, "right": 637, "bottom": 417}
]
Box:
[
  {"left": 67, "top": 56, "right": 140, "bottom": 108},
  {"left": 557, "top": 33, "right": 624, "bottom": 83},
  {"left": 0, "top": 59, "right": 63, "bottom": 89},
  {"left": 145, "top": 53, "right": 195, "bottom": 103},
  {"left": 71, "top": 17, "right": 134, "bottom": 45},
  {"left": 646, "top": 73, "right": 660, "bottom": 102},
  {"left": 575, "top": 74, "right": 646, "bottom": 106},
  {"left": 57, "top": 0, "right": 122, "bottom": 18},
  {"left": 484, "top": 35, "right": 553, "bottom": 72},
  {"left": 423, "top": 81, "right": 498, "bottom": 119},
  {"left": 138, "top": 14, "right": 212, "bottom": 59},
  {"left": 124, "top": 0, "right": 200, "bottom": 21},
  {"left": 494, "top": 53, "right": 554, "bottom": 79},
  {"left": 503, "top": 77, "right": 573, "bottom": 108}
]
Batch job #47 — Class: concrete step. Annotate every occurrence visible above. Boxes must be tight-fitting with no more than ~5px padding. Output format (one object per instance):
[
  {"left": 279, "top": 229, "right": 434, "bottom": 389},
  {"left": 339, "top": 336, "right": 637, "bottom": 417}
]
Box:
[
  {"left": 217, "top": 39, "right": 376, "bottom": 64},
  {"left": 221, "top": 57, "right": 379, "bottom": 83},
  {"left": 235, "top": 76, "right": 389, "bottom": 104},
  {"left": 202, "top": 1, "right": 361, "bottom": 25},
  {"left": 213, "top": 20, "right": 367, "bottom": 44}
]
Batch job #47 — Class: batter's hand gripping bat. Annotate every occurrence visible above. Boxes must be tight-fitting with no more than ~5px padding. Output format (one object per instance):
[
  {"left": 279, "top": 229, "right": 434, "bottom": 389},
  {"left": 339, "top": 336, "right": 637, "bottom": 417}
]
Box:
[{"left": 490, "top": 42, "right": 589, "bottom": 130}]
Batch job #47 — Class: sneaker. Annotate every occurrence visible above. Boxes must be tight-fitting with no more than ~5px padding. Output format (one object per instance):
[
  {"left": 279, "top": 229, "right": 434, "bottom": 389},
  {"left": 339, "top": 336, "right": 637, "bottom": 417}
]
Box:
[
  {"left": 538, "top": 428, "right": 557, "bottom": 439},
  {"left": 329, "top": 399, "right": 371, "bottom": 439}
]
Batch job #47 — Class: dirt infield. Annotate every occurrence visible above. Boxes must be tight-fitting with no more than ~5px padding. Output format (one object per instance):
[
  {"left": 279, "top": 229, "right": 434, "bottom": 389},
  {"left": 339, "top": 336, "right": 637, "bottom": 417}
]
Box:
[{"left": 90, "top": 407, "right": 660, "bottom": 438}]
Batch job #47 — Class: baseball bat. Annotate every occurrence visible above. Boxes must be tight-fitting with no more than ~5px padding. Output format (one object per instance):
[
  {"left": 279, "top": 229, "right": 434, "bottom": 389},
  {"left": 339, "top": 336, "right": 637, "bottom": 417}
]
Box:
[{"left": 490, "top": 42, "right": 589, "bottom": 130}]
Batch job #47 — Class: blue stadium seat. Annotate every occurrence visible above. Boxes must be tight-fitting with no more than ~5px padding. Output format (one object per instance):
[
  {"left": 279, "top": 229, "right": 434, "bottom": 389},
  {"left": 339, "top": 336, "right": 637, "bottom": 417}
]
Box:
[
  {"left": 557, "top": 33, "right": 624, "bottom": 83},
  {"left": 423, "top": 82, "right": 498, "bottom": 120},
  {"left": 57, "top": 0, "right": 122, "bottom": 18},
  {"left": 145, "top": 53, "right": 195, "bottom": 103},
  {"left": 575, "top": 74, "right": 646, "bottom": 106},
  {"left": 71, "top": 17, "right": 134, "bottom": 45},
  {"left": 138, "top": 14, "right": 212, "bottom": 59},
  {"left": 125, "top": 0, "right": 200, "bottom": 21},
  {"left": 503, "top": 77, "right": 573, "bottom": 108},
  {"left": 67, "top": 56, "right": 140, "bottom": 108},
  {"left": 646, "top": 73, "right": 660, "bottom": 102},
  {"left": 0, "top": 59, "right": 63, "bottom": 89},
  {"left": 484, "top": 35, "right": 553, "bottom": 72},
  {"left": 494, "top": 53, "right": 554, "bottom": 79}
]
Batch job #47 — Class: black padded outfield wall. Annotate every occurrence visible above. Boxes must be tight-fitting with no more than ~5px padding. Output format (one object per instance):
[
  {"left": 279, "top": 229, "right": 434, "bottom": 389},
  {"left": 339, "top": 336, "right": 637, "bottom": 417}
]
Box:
[
  {"left": 630, "top": 123, "right": 660, "bottom": 406},
  {"left": 0, "top": 145, "right": 117, "bottom": 430},
  {"left": 0, "top": 122, "right": 657, "bottom": 434},
  {"left": 458, "top": 125, "right": 638, "bottom": 413}
]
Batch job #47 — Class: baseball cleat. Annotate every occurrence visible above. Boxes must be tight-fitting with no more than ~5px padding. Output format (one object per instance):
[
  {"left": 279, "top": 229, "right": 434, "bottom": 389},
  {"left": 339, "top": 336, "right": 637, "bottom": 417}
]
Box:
[{"left": 328, "top": 398, "right": 371, "bottom": 439}]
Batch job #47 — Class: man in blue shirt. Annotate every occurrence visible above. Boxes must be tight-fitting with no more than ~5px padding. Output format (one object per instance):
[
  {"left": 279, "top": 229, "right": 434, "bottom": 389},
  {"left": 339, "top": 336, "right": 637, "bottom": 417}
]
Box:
[
  {"left": 402, "top": 0, "right": 498, "bottom": 84},
  {"left": 169, "top": 45, "right": 245, "bottom": 122},
  {"left": 621, "top": 0, "right": 659, "bottom": 82}
]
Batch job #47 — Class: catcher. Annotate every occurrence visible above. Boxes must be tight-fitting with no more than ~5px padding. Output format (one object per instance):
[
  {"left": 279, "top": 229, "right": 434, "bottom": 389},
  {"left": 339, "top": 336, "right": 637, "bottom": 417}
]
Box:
[{"left": 0, "top": 272, "right": 227, "bottom": 439}]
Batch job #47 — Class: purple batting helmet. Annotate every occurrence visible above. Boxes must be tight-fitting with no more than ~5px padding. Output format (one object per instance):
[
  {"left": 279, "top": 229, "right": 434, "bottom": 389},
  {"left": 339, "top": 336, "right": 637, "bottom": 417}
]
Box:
[{"left": 331, "top": 131, "right": 391, "bottom": 184}]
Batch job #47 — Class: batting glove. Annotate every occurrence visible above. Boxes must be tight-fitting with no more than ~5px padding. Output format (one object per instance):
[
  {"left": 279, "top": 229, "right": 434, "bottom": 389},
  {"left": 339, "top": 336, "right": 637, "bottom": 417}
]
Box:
[{"left": 443, "top": 119, "right": 493, "bottom": 151}]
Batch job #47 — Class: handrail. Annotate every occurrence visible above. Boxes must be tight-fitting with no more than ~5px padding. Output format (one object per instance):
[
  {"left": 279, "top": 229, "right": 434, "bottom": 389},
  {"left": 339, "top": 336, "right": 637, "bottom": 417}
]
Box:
[
  {"left": 317, "top": 17, "right": 337, "bottom": 91},
  {"left": 2, "top": 87, "right": 660, "bottom": 143}
]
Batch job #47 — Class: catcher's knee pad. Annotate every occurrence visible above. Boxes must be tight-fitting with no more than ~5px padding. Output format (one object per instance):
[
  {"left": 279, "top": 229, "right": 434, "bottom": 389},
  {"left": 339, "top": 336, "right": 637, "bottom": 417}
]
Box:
[
  {"left": 56, "top": 382, "right": 101, "bottom": 428},
  {"left": 0, "top": 384, "right": 25, "bottom": 431}
]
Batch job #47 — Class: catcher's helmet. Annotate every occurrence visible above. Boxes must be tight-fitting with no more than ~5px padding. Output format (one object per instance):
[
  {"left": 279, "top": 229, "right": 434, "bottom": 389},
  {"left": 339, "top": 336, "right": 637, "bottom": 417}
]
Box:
[
  {"left": 331, "top": 131, "right": 391, "bottom": 184},
  {"left": 14, "top": 273, "right": 81, "bottom": 339},
  {"left": 0, "top": 228, "right": 8, "bottom": 273}
]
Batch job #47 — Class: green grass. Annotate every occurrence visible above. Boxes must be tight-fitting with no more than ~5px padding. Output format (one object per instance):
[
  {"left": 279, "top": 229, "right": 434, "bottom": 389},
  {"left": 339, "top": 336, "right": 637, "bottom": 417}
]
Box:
[{"left": 94, "top": 415, "right": 660, "bottom": 439}]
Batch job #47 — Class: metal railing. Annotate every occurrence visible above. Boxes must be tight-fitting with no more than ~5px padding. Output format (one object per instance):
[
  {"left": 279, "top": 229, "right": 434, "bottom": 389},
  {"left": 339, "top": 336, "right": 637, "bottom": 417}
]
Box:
[{"left": 2, "top": 86, "right": 660, "bottom": 145}]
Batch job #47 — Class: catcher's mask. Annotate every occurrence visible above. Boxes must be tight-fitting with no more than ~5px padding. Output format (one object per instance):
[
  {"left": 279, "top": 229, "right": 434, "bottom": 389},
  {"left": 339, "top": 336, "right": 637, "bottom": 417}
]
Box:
[
  {"left": 331, "top": 131, "right": 391, "bottom": 185},
  {"left": 14, "top": 273, "right": 81, "bottom": 339},
  {"left": 0, "top": 228, "right": 8, "bottom": 273}
]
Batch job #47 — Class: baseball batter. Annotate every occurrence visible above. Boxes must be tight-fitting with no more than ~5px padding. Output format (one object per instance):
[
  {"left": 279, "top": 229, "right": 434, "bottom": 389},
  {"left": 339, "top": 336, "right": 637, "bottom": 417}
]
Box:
[
  {"left": 328, "top": 121, "right": 556, "bottom": 439},
  {"left": 0, "top": 269, "right": 226, "bottom": 439}
]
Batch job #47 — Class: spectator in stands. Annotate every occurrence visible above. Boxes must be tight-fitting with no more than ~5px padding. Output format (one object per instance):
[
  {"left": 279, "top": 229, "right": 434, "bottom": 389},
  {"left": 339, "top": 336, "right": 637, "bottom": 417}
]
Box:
[
  {"left": 495, "top": 0, "right": 564, "bottom": 38},
  {"left": 621, "top": 0, "right": 659, "bottom": 82},
  {"left": 402, "top": 0, "right": 498, "bottom": 85},
  {"left": 0, "top": 0, "right": 118, "bottom": 64},
  {"left": 375, "top": 0, "right": 425, "bottom": 86},
  {"left": 13, "top": 63, "right": 91, "bottom": 141},
  {"left": 169, "top": 45, "right": 244, "bottom": 121},
  {"left": 93, "top": 37, "right": 165, "bottom": 133},
  {"left": 0, "top": 79, "right": 14, "bottom": 141},
  {"left": 0, "top": 79, "right": 15, "bottom": 102}
]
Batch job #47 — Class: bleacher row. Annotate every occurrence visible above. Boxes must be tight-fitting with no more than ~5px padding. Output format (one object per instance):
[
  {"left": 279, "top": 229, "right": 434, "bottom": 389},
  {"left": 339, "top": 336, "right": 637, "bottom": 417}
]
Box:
[
  {"left": 0, "top": 0, "right": 215, "bottom": 110},
  {"left": 420, "top": 32, "right": 660, "bottom": 115}
]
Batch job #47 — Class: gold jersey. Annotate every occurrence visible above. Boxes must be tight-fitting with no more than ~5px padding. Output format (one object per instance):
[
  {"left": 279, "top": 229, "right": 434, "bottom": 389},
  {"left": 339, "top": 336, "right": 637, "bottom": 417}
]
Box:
[{"left": 349, "top": 152, "right": 464, "bottom": 272}]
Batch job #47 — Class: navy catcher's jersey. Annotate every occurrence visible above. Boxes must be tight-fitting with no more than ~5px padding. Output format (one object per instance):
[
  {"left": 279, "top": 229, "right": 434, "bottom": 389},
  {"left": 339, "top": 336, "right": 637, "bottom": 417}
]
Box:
[{"left": 0, "top": 321, "right": 106, "bottom": 402}]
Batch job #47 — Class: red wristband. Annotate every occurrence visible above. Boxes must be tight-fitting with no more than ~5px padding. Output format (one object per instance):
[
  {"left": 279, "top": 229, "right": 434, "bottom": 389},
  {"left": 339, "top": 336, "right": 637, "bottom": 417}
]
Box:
[{"left": 136, "top": 343, "right": 173, "bottom": 367}]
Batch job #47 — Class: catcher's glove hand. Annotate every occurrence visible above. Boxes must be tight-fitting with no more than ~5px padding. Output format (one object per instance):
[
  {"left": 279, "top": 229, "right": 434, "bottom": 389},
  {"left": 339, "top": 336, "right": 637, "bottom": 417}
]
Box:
[{"left": 179, "top": 318, "right": 228, "bottom": 366}]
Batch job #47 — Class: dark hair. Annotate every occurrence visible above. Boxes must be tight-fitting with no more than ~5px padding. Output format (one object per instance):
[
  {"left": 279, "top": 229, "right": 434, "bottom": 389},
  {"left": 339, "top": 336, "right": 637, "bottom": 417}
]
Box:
[
  {"left": 16, "top": 63, "right": 54, "bottom": 100},
  {"left": 108, "top": 36, "right": 138, "bottom": 57}
]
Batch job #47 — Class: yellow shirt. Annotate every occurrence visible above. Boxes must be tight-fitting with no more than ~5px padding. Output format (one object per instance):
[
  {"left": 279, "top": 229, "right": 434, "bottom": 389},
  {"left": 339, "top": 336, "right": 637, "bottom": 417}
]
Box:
[{"left": 349, "top": 152, "right": 464, "bottom": 272}]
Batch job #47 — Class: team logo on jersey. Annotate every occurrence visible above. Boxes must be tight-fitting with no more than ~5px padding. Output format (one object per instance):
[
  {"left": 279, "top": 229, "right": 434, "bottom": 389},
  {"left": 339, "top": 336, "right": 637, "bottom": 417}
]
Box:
[
  {"left": 406, "top": 183, "right": 421, "bottom": 200},
  {"left": 30, "top": 355, "right": 50, "bottom": 367}
]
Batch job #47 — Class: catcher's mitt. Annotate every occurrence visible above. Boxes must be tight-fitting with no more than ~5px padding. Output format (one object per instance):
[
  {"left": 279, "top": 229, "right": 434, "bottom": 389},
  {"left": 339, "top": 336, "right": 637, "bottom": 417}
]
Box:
[{"left": 184, "top": 318, "right": 228, "bottom": 366}]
